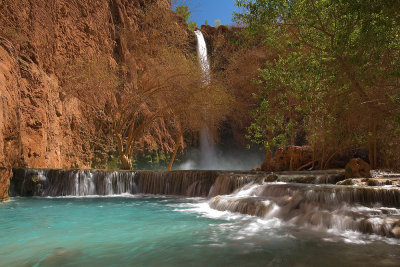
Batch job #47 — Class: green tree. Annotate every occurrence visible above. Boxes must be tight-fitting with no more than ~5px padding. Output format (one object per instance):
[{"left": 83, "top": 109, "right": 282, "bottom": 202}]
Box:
[
  {"left": 214, "top": 19, "right": 221, "bottom": 27},
  {"left": 188, "top": 20, "right": 198, "bottom": 31},
  {"left": 236, "top": 0, "right": 400, "bottom": 169},
  {"left": 175, "top": 5, "right": 191, "bottom": 21}
]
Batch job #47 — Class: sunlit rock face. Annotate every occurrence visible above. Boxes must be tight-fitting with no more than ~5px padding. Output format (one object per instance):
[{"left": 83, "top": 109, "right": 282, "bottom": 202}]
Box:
[{"left": 0, "top": 0, "right": 178, "bottom": 200}]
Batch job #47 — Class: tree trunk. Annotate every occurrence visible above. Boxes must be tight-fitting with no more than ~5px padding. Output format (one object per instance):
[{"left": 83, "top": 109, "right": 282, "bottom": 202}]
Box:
[
  {"left": 312, "top": 147, "right": 316, "bottom": 169},
  {"left": 289, "top": 131, "right": 295, "bottom": 171},
  {"left": 119, "top": 154, "right": 133, "bottom": 170},
  {"left": 320, "top": 145, "right": 325, "bottom": 170},
  {"left": 373, "top": 123, "right": 377, "bottom": 169},
  {"left": 368, "top": 124, "right": 373, "bottom": 168},
  {"left": 289, "top": 148, "right": 294, "bottom": 171},
  {"left": 116, "top": 133, "right": 133, "bottom": 170},
  {"left": 168, "top": 130, "right": 184, "bottom": 171}
]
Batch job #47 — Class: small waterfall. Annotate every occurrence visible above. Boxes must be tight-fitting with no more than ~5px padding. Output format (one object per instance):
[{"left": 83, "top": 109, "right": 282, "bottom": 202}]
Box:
[
  {"left": 10, "top": 169, "right": 224, "bottom": 197},
  {"left": 208, "top": 173, "right": 261, "bottom": 197},
  {"left": 194, "top": 30, "right": 217, "bottom": 169},
  {"left": 209, "top": 182, "right": 400, "bottom": 238},
  {"left": 9, "top": 168, "right": 400, "bottom": 238}
]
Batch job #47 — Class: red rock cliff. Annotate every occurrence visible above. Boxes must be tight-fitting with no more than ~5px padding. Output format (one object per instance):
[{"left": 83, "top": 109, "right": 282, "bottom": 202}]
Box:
[{"left": 0, "top": 0, "right": 172, "bottom": 200}]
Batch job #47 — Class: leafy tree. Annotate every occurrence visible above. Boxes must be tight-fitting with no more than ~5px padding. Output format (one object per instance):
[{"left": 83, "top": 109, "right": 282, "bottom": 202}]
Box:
[
  {"left": 205, "top": 20, "right": 209, "bottom": 26},
  {"left": 62, "top": 4, "right": 230, "bottom": 170},
  {"left": 175, "top": 5, "right": 191, "bottom": 21},
  {"left": 214, "top": 19, "right": 221, "bottom": 27},
  {"left": 188, "top": 20, "right": 198, "bottom": 31},
  {"left": 235, "top": 0, "right": 400, "bottom": 169}
]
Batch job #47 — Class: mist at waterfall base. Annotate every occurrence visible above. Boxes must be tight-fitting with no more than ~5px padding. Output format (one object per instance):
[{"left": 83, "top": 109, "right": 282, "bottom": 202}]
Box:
[
  {"left": 1, "top": 197, "right": 400, "bottom": 267},
  {"left": 176, "top": 142, "right": 265, "bottom": 170},
  {"left": 177, "top": 31, "right": 264, "bottom": 171}
]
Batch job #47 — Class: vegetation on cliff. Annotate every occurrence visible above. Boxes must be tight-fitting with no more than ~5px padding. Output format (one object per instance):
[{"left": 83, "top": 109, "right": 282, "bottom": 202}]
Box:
[
  {"left": 231, "top": 0, "right": 400, "bottom": 170},
  {"left": 62, "top": 3, "right": 230, "bottom": 170},
  {"left": 0, "top": 0, "right": 399, "bottom": 177}
]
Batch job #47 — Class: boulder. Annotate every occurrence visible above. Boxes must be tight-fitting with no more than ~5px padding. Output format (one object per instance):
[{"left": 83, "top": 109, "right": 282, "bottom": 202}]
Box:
[
  {"left": 345, "top": 158, "right": 372, "bottom": 178},
  {"left": 261, "top": 146, "right": 313, "bottom": 171},
  {"left": 336, "top": 179, "right": 354, "bottom": 185}
]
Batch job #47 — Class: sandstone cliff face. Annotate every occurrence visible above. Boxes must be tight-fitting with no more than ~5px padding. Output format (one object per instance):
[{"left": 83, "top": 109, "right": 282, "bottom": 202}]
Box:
[
  {"left": 0, "top": 38, "right": 20, "bottom": 200},
  {"left": 0, "top": 0, "right": 172, "bottom": 200}
]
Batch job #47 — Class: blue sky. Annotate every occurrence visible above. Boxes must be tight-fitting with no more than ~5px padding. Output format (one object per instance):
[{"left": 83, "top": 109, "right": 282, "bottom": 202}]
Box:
[{"left": 176, "top": 0, "right": 240, "bottom": 26}]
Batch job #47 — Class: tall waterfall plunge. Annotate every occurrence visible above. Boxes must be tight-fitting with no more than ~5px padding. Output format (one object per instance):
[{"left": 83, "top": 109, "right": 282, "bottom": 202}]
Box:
[
  {"left": 177, "top": 31, "right": 264, "bottom": 170},
  {"left": 194, "top": 30, "right": 217, "bottom": 169}
]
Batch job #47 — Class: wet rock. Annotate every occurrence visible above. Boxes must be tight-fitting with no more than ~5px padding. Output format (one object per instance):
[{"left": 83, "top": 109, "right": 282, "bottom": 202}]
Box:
[
  {"left": 391, "top": 225, "right": 400, "bottom": 238},
  {"left": 261, "top": 146, "right": 313, "bottom": 172},
  {"left": 337, "top": 178, "right": 397, "bottom": 187},
  {"left": 276, "top": 170, "right": 345, "bottom": 184},
  {"left": 209, "top": 182, "right": 400, "bottom": 238},
  {"left": 265, "top": 173, "right": 278, "bottom": 182},
  {"left": 337, "top": 179, "right": 354, "bottom": 185},
  {"left": 345, "top": 158, "right": 371, "bottom": 178}
]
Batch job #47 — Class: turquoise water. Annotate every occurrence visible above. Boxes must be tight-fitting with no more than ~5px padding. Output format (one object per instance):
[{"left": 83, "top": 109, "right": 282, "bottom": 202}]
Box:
[{"left": 1, "top": 197, "right": 400, "bottom": 267}]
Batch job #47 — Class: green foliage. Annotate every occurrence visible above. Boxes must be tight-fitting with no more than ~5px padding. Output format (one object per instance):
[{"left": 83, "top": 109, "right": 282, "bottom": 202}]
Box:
[
  {"left": 107, "top": 156, "right": 121, "bottom": 170},
  {"left": 188, "top": 20, "right": 198, "bottom": 31},
  {"left": 248, "top": 52, "right": 334, "bottom": 150},
  {"left": 214, "top": 19, "right": 222, "bottom": 27},
  {"left": 175, "top": 5, "right": 191, "bottom": 21},
  {"left": 237, "top": 0, "right": 400, "bottom": 168},
  {"left": 32, "top": 175, "right": 39, "bottom": 184},
  {"left": 205, "top": 20, "right": 208, "bottom": 26},
  {"left": 132, "top": 151, "right": 170, "bottom": 170},
  {"left": 175, "top": 4, "right": 198, "bottom": 31}
]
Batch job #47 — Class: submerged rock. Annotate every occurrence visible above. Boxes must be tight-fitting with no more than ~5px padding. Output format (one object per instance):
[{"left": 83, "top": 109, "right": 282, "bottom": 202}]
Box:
[{"left": 39, "top": 247, "right": 82, "bottom": 267}]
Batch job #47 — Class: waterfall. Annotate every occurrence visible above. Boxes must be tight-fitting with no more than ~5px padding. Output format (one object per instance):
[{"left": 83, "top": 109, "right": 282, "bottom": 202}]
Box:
[
  {"left": 209, "top": 182, "right": 400, "bottom": 238},
  {"left": 194, "top": 30, "right": 217, "bottom": 170},
  {"left": 9, "top": 168, "right": 400, "bottom": 238},
  {"left": 10, "top": 169, "right": 223, "bottom": 197},
  {"left": 194, "top": 30, "right": 210, "bottom": 83}
]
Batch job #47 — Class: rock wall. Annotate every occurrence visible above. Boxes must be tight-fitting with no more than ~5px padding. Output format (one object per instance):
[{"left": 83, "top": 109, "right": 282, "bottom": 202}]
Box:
[{"left": 0, "top": 0, "right": 173, "bottom": 200}]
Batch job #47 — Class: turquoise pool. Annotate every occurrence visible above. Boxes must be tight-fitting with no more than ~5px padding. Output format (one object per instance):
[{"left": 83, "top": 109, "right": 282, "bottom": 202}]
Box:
[{"left": 1, "top": 197, "right": 399, "bottom": 266}]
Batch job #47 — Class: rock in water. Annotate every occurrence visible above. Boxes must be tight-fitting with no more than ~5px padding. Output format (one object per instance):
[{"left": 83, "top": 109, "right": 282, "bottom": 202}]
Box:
[
  {"left": 261, "top": 146, "right": 313, "bottom": 171},
  {"left": 345, "top": 158, "right": 371, "bottom": 178}
]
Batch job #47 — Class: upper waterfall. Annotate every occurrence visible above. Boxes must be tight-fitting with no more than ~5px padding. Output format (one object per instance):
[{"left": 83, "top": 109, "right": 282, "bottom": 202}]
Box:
[
  {"left": 194, "top": 30, "right": 210, "bottom": 84},
  {"left": 194, "top": 30, "right": 216, "bottom": 169}
]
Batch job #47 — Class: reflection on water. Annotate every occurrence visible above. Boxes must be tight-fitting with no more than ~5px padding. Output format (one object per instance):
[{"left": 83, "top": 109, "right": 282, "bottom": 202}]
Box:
[{"left": 0, "top": 197, "right": 399, "bottom": 267}]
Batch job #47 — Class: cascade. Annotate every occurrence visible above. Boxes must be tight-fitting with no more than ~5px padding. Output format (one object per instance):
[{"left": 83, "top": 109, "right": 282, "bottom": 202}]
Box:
[
  {"left": 194, "top": 30, "right": 217, "bottom": 169},
  {"left": 10, "top": 169, "right": 227, "bottom": 197},
  {"left": 209, "top": 182, "right": 400, "bottom": 238},
  {"left": 10, "top": 168, "right": 400, "bottom": 239}
]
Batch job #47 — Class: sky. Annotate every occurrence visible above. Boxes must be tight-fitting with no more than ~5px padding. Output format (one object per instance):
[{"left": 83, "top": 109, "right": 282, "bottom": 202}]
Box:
[{"left": 176, "top": 0, "right": 240, "bottom": 26}]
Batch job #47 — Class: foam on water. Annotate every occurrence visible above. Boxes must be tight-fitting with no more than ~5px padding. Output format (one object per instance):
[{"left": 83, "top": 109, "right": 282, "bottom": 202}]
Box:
[{"left": 1, "top": 197, "right": 400, "bottom": 266}]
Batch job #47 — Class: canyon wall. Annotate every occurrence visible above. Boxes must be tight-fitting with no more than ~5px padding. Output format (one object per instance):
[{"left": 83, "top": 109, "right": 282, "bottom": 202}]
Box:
[{"left": 0, "top": 0, "right": 172, "bottom": 200}]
